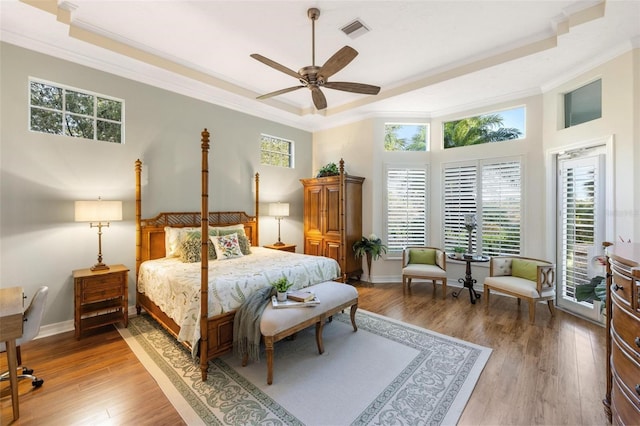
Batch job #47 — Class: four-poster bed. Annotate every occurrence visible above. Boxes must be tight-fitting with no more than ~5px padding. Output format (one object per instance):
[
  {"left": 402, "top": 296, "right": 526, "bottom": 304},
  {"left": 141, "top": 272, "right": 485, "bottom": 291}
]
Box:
[{"left": 135, "top": 129, "right": 340, "bottom": 380}]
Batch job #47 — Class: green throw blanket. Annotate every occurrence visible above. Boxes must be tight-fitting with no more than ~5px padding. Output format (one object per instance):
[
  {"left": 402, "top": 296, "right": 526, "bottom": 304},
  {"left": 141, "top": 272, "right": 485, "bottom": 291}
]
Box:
[{"left": 233, "top": 286, "right": 274, "bottom": 362}]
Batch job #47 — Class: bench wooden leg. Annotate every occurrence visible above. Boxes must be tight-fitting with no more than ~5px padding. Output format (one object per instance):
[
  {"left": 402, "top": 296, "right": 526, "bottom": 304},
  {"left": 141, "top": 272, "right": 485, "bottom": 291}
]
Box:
[
  {"left": 316, "top": 319, "right": 325, "bottom": 354},
  {"left": 350, "top": 304, "right": 358, "bottom": 332},
  {"left": 265, "top": 337, "right": 274, "bottom": 385}
]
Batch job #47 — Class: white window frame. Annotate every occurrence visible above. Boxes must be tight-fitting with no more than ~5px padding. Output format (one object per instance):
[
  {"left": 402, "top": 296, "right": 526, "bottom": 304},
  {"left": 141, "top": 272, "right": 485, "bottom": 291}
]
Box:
[
  {"left": 28, "top": 77, "right": 124, "bottom": 143},
  {"left": 384, "top": 164, "right": 429, "bottom": 257},
  {"left": 260, "top": 134, "right": 294, "bottom": 168},
  {"left": 443, "top": 157, "right": 522, "bottom": 256}
]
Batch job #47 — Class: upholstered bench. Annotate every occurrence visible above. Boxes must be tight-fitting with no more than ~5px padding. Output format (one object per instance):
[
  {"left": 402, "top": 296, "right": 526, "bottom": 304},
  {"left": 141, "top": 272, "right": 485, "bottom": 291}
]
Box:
[{"left": 250, "top": 281, "right": 358, "bottom": 385}]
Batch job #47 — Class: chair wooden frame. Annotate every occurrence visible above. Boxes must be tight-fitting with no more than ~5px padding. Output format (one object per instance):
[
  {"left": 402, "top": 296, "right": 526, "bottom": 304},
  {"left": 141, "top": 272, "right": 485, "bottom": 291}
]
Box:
[{"left": 483, "top": 256, "right": 556, "bottom": 323}]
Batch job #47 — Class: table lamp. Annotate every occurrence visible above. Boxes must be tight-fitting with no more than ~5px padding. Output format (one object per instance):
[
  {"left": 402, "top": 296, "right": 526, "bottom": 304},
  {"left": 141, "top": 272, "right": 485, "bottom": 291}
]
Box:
[
  {"left": 268, "top": 202, "right": 289, "bottom": 246},
  {"left": 75, "top": 197, "right": 122, "bottom": 270}
]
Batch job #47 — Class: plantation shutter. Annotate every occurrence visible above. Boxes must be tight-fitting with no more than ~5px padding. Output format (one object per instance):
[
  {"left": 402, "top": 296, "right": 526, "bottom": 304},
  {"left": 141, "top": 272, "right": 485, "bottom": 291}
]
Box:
[
  {"left": 443, "top": 159, "right": 522, "bottom": 255},
  {"left": 443, "top": 164, "right": 477, "bottom": 252},
  {"left": 481, "top": 160, "right": 522, "bottom": 256},
  {"left": 386, "top": 167, "right": 428, "bottom": 253},
  {"left": 558, "top": 155, "right": 601, "bottom": 302}
]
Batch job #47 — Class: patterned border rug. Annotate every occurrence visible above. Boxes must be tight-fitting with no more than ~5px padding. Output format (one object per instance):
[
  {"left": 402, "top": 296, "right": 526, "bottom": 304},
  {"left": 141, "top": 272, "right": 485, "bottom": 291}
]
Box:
[{"left": 117, "top": 310, "right": 491, "bottom": 425}]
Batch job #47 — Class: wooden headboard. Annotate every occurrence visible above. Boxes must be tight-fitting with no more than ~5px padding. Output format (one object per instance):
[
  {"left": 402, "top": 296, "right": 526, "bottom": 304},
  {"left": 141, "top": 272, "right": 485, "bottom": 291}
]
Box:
[{"left": 138, "top": 211, "right": 258, "bottom": 264}]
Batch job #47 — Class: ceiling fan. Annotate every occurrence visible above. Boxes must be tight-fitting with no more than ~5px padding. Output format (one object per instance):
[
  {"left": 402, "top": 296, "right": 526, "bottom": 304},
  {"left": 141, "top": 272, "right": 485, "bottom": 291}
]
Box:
[{"left": 251, "top": 7, "right": 380, "bottom": 111}]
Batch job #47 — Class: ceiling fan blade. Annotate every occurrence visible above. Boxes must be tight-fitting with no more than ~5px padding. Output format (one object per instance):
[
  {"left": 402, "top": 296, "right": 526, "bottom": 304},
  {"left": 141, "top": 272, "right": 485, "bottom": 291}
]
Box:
[
  {"left": 323, "top": 81, "right": 381, "bottom": 95},
  {"left": 318, "top": 46, "right": 358, "bottom": 79},
  {"left": 311, "top": 86, "right": 327, "bottom": 110},
  {"left": 256, "top": 85, "right": 305, "bottom": 100},
  {"left": 250, "top": 54, "right": 301, "bottom": 80}
]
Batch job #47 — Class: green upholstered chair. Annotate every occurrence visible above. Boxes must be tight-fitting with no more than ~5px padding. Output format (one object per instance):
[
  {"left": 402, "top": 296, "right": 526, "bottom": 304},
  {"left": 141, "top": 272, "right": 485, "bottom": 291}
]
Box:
[
  {"left": 483, "top": 256, "right": 555, "bottom": 323},
  {"left": 401, "top": 247, "right": 447, "bottom": 299}
]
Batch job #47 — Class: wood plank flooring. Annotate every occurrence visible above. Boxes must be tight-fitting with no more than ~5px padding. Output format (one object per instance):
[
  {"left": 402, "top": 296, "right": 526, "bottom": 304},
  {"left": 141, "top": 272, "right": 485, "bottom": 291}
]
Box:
[{"left": 1, "top": 281, "right": 608, "bottom": 425}]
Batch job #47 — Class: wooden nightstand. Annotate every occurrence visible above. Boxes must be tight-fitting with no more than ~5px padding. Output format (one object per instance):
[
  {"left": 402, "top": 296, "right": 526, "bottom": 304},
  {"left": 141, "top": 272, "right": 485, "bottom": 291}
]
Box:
[
  {"left": 73, "top": 264, "right": 129, "bottom": 339},
  {"left": 263, "top": 243, "right": 296, "bottom": 253}
]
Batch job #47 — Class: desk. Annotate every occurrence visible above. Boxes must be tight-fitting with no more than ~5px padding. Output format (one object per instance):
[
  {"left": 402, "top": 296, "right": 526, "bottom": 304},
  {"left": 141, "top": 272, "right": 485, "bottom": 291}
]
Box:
[
  {"left": 449, "top": 255, "right": 490, "bottom": 304},
  {"left": 0, "top": 286, "right": 24, "bottom": 420}
]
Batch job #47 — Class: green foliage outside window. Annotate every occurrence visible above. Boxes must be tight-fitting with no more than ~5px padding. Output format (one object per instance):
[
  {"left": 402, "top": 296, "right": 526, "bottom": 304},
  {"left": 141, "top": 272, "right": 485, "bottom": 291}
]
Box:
[
  {"left": 443, "top": 109, "right": 523, "bottom": 149},
  {"left": 384, "top": 124, "right": 428, "bottom": 151},
  {"left": 29, "top": 79, "right": 123, "bottom": 143},
  {"left": 260, "top": 134, "right": 293, "bottom": 168}
]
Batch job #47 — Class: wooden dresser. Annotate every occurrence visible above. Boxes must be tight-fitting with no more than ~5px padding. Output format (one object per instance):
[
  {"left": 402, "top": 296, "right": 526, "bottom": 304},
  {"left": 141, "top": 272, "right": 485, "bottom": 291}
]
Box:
[
  {"left": 300, "top": 159, "right": 364, "bottom": 282},
  {"left": 603, "top": 243, "right": 640, "bottom": 424}
]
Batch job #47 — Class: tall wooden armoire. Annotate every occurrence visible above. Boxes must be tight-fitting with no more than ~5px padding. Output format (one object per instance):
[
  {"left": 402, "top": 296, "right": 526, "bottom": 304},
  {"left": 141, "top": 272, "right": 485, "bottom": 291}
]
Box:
[{"left": 300, "top": 160, "right": 364, "bottom": 282}]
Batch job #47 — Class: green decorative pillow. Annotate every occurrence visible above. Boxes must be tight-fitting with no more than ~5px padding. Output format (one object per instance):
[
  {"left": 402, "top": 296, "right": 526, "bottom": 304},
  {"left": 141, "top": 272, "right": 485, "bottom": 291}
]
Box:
[
  {"left": 210, "top": 233, "right": 244, "bottom": 260},
  {"left": 409, "top": 248, "right": 436, "bottom": 265},
  {"left": 511, "top": 259, "right": 539, "bottom": 281},
  {"left": 216, "top": 228, "right": 252, "bottom": 255},
  {"left": 178, "top": 230, "right": 216, "bottom": 262}
]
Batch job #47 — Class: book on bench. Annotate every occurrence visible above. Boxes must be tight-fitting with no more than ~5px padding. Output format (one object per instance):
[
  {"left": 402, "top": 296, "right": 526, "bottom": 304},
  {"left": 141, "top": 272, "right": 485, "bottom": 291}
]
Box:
[
  {"left": 287, "top": 290, "right": 316, "bottom": 302},
  {"left": 271, "top": 295, "right": 320, "bottom": 309}
]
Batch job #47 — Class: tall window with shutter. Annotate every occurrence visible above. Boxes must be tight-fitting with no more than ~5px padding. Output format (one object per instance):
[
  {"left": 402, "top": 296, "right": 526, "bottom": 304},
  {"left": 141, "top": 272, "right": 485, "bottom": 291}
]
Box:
[
  {"left": 443, "top": 158, "right": 522, "bottom": 256},
  {"left": 385, "top": 166, "right": 428, "bottom": 255}
]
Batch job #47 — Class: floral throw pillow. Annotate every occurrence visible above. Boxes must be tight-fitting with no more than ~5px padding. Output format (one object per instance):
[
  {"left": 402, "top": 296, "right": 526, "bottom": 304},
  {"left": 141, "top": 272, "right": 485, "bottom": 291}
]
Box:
[{"left": 210, "top": 233, "right": 244, "bottom": 260}]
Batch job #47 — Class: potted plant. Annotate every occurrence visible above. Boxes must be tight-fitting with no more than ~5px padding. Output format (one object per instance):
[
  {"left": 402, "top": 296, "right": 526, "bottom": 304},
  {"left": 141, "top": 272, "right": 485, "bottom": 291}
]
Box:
[
  {"left": 271, "top": 277, "right": 293, "bottom": 301},
  {"left": 453, "top": 246, "right": 465, "bottom": 259},
  {"left": 316, "top": 162, "right": 339, "bottom": 177},
  {"left": 353, "top": 234, "right": 387, "bottom": 280}
]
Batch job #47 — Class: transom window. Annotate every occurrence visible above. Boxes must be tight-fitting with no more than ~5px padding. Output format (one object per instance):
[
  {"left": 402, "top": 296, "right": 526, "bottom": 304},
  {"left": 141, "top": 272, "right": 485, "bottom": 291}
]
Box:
[
  {"left": 564, "top": 79, "right": 601, "bottom": 128},
  {"left": 384, "top": 123, "right": 429, "bottom": 151},
  {"left": 443, "top": 106, "right": 525, "bottom": 149},
  {"left": 443, "top": 158, "right": 522, "bottom": 256},
  {"left": 260, "top": 134, "right": 294, "bottom": 168},
  {"left": 29, "top": 78, "right": 124, "bottom": 143}
]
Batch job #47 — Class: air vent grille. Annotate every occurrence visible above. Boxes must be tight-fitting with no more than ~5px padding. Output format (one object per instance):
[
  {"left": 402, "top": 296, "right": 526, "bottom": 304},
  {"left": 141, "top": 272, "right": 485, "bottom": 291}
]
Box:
[{"left": 341, "top": 19, "right": 370, "bottom": 39}]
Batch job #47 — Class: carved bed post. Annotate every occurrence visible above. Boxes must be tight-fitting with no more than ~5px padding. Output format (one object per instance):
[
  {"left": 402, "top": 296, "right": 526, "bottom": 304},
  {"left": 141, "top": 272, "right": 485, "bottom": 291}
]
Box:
[
  {"left": 339, "top": 158, "right": 347, "bottom": 283},
  {"left": 255, "top": 172, "right": 260, "bottom": 246},
  {"left": 135, "top": 159, "right": 142, "bottom": 312},
  {"left": 200, "top": 129, "right": 210, "bottom": 381}
]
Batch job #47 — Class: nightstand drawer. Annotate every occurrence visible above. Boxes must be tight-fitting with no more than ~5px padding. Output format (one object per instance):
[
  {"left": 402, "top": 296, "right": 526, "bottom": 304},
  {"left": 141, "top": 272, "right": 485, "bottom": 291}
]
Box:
[{"left": 79, "top": 275, "right": 124, "bottom": 303}]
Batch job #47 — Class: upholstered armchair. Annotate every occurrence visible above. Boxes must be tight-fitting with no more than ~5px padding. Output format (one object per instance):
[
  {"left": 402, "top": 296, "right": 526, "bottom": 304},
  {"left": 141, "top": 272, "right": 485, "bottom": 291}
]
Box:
[
  {"left": 483, "top": 256, "right": 556, "bottom": 324},
  {"left": 401, "top": 247, "right": 447, "bottom": 299}
]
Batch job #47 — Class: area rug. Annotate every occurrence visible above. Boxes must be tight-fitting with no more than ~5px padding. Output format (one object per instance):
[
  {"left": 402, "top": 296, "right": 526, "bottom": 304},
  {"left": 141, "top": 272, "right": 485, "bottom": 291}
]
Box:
[{"left": 117, "top": 310, "right": 491, "bottom": 425}]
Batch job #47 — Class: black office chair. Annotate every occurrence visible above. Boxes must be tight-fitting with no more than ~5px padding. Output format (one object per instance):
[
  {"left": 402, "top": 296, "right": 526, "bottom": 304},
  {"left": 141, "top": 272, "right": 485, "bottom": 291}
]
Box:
[{"left": 0, "top": 286, "right": 48, "bottom": 388}]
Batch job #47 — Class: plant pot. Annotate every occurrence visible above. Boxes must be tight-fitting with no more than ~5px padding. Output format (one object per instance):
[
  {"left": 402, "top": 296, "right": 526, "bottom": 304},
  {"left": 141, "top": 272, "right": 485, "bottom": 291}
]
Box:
[{"left": 277, "top": 292, "right": 287, "bottom": 302}]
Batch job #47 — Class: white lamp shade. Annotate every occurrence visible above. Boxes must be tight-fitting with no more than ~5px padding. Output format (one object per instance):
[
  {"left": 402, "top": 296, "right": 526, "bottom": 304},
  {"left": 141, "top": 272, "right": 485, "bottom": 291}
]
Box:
[
  {"left": 75, "top": 200, "right": 123, "bottom": 222},
  {"left": 268, "top": 202, "right": 290, "bottom": 218}
]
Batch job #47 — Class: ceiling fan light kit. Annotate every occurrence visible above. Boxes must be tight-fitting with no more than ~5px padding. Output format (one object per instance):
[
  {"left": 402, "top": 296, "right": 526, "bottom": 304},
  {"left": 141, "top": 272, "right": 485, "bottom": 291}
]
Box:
[{"left": 251, "top": 7, "right": 380, "bottom": 111}]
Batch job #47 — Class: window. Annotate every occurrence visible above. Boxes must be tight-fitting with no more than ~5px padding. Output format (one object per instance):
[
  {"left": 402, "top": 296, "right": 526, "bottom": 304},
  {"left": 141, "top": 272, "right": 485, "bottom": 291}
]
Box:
[
  {"left": 443, "top": 159, "right": 521, "bottom": 256},
  {"left": 564, "top": 79, "right": 601, "bottom": 128},
  {"left": 385, "top": 166, "right": 428, "bottom": 255},
  {"left": 29, "top": 79, "right": 123, "bottom": 143},
  {"left": 260, "top": 134, "right": 293, "bottom": 168},
  {"left": 443, "top": 107, "right": 525, "bottom": 149},
  {"left": 384, "top": 123, "right": 429, "bottom": 151}
]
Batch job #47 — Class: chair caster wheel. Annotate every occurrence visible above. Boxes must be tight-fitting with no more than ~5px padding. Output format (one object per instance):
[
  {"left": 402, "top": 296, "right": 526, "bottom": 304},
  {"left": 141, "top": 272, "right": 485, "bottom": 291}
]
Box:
[
  {"left": 23, "top": 367, "right": 34, "bottom": 375},
  {"left": 32, "top": 378, "right": 44, "bottom": 388}
]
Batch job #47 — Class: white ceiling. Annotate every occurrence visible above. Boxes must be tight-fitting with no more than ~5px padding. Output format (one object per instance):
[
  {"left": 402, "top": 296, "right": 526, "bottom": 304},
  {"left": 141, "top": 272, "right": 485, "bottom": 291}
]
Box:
[{"left": 1, "top": 0, "right": 639, "bottom": 132}]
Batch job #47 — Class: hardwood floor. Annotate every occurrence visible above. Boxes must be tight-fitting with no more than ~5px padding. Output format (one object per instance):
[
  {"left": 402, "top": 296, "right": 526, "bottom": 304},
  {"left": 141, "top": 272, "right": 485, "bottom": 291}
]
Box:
[{"left": 1, "top": 281, "right": 608, "bottom": 425}]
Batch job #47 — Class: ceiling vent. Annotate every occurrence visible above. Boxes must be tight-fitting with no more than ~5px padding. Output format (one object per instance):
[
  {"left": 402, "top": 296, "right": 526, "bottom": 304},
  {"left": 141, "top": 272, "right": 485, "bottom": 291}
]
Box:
[{"left": 341, "top": 19, "right": 370, "bottom": 39}]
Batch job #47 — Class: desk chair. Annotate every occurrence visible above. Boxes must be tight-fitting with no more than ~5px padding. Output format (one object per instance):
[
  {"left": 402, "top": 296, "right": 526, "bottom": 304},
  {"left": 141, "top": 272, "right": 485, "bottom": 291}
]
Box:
[{"left": 0, "top": 286, "right": 48, "bottom": 388}]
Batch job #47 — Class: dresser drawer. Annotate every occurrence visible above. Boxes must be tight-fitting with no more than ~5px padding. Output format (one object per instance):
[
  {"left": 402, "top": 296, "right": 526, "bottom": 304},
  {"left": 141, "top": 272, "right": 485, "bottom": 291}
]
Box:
[
  {"left": 611, "top": 268, "right": 635, "bottom": 308},
  {"left": 79, "top": 274, "right": 125, "bottom": 303},
  {"left": 611, "top": 336, "right": 640, "bottom": 404},
  {"left": 612, "top": 376, "right": 640, "bottom": 426},
  {"left": 612, "top": 302, "right": 640, "bottom": 356}
]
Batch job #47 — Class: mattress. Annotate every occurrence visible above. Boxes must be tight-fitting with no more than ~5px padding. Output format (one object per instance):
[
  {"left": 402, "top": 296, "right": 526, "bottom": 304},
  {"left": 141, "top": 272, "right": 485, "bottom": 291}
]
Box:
[{"left": 137, "top": 247, "right": 341, "bottom": 349}]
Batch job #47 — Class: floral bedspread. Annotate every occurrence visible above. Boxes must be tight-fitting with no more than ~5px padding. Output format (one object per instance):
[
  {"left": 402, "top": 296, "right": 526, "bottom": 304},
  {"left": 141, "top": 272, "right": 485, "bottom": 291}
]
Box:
[{"left": 137, "top": 247, "right": 341, "bottom": 352}]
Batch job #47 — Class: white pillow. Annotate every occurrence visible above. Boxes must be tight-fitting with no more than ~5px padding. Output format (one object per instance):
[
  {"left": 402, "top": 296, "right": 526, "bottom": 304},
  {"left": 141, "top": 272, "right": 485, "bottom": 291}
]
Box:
[{"left": 210, "top": 233, "right": 244, "bottom": 260}]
